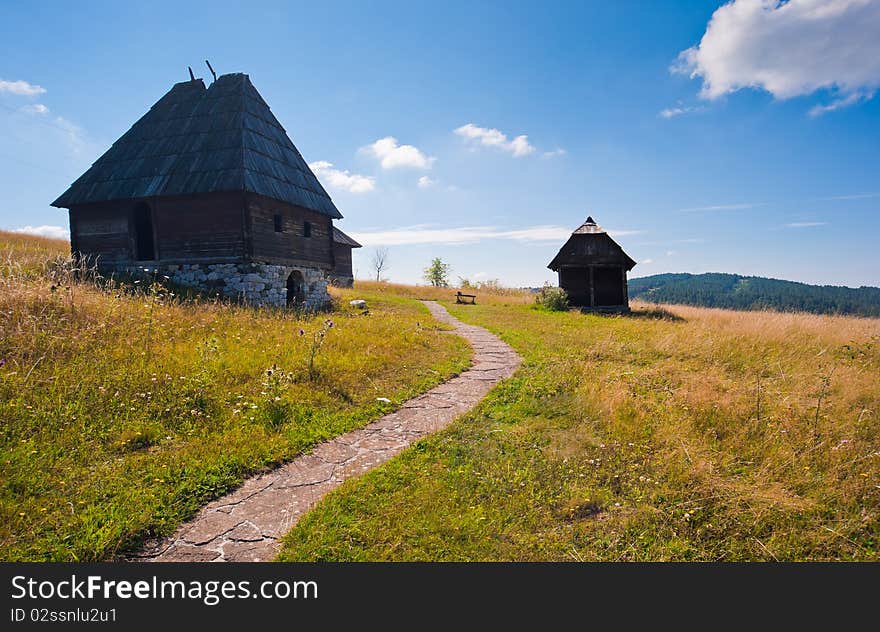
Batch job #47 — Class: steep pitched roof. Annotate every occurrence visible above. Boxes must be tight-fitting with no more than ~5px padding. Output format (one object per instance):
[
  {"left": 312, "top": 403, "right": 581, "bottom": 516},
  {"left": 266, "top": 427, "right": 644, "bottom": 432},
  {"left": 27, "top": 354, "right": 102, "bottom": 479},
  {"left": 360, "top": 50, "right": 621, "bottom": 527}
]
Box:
[
  {"left": 332, "top": 226, "right": 362, "bottom": 248},
  {"left": 52, "top": 73, "right": 342, "bottom": 219},
  {"left": 547, "top": 216, "right": 637, "bottom": 271}
]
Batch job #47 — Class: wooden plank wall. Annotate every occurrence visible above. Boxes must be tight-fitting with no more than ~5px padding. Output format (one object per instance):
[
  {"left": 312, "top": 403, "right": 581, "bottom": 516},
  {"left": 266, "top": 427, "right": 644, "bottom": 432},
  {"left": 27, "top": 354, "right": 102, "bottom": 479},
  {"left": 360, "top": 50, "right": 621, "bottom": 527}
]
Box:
[
  {"left": 332, "top": 244, "right": 353, "bottom": 277},
  {"left": 70, "top": 204, "right": 131, "bottom": 263},
  {"left": 70, "top": 192, "right": 336, "bottom": 270},
  {"left": 247, "top": 194, "right": 333, "bottom": 269},
  {"left": 154, "top": 194, "right": 245, "bottom": 262}
]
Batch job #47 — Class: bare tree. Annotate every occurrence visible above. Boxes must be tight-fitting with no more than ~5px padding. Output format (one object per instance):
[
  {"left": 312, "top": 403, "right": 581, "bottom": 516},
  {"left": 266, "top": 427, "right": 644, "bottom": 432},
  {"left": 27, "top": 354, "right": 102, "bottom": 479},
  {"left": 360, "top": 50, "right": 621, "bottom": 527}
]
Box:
[{"left": 371, "top": 247, "right": 389, "bottom": 281}]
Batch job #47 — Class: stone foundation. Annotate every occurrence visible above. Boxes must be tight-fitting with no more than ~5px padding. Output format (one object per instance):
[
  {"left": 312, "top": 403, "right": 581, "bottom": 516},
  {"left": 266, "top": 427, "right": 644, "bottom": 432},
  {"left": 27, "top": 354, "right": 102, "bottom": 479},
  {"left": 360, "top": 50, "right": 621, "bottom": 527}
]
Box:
[{"left": 107, "top": 262, "right": 330, "bottom": 310}]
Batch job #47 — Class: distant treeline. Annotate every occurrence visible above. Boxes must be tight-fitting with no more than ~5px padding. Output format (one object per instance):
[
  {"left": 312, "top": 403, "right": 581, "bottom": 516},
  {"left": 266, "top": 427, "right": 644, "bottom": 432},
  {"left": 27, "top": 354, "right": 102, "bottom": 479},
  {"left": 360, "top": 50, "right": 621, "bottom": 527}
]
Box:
[{"left": 628, "top": 273, "right": 880, "bottom": 317}]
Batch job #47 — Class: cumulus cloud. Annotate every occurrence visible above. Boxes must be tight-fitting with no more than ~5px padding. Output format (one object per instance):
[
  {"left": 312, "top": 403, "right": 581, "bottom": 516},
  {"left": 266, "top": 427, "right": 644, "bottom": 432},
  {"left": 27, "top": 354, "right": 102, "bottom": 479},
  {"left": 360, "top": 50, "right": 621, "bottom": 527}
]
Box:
[
  {"left": 786, "top": 221, "right": 828, "bottom": 228},
  {"left": 351, "top": 224, "right": 640, "bottom": 246},
  {"left": 454, "top": 123, "right": 535, "bottom": 157},
  {"left": 674, "top": 0, "right": 880, "bottom": 113},
  {"left": 0, "top": 79, "right": 46, "bottom": 96},
  {"left": 12, "top": 225, "right": 69, "bottom": 240},
  {"left": 309, "top": 161, "right": 375, "bottom": 193},
  {"left": 417, "top": 175, "right": 437, "bottom": 189},
  {"left": 364, "top": 137, "right": 434, "bottom": 170}
]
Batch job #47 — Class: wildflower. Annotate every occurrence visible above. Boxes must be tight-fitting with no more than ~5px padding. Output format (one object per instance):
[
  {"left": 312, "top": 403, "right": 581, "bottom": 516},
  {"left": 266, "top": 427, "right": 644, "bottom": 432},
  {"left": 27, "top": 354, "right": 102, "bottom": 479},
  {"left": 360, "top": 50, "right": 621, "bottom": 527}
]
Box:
[
  {"left": 299, "top": 329, "right": 305, "bottom": 336},
  {"left": 325, "top": 319, "right": 334, "bottom": 328},
  {"left": 0, "top": 359, "right": 5, "bottom": 368}
]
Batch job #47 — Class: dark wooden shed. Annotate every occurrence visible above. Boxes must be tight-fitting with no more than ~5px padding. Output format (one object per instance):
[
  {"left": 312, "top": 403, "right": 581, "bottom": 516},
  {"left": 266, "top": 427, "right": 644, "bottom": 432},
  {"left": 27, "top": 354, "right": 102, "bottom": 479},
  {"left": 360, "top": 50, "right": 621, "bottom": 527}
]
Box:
[
  {"left": 547, "top": 216, "right": 636, "bottom": 311},
  {"left": 330, "top": 227, "right": 361, "bottom": 287},
  {"left": 51, "top": 72, "right": 344, "bottom": 309}
]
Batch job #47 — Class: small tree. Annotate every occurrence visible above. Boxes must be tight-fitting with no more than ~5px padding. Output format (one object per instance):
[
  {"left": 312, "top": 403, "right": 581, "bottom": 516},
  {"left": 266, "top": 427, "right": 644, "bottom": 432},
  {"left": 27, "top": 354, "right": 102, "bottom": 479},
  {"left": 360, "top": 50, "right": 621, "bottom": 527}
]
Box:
[
  {"left": 424, "top": 258, "right": 451, "bottom": 287},
  {"left": 371, "top": 247, "right": 389, "bottom": 281}
]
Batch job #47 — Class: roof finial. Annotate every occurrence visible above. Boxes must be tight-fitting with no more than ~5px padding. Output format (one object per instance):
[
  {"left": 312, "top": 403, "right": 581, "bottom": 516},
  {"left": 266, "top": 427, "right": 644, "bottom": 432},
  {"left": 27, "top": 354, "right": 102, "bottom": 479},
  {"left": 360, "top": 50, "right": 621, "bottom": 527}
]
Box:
[
  {"left": 188, "top": 66, "right": 196, "bottom": 82},
  {"left": 586, "top": 215, "right": 595, "bottom": 224},
  {"left": 205, "top": 59, "right": 217, "bottom": 83}
]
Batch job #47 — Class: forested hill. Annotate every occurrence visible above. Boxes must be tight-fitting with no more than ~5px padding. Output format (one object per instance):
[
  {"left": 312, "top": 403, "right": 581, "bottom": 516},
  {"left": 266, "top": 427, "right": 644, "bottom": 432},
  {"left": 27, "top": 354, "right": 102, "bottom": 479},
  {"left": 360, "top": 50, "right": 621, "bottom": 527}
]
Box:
[{"left": 628, "top": 273, "right": 880, "bottom": 317}]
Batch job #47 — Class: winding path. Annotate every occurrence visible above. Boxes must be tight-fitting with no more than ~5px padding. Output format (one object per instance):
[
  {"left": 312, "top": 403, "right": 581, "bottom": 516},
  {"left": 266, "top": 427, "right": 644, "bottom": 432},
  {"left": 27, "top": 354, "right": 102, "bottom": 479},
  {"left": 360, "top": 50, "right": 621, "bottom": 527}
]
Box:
[{"left": 133, "top": 301, "right": 521, "bottom": 562}]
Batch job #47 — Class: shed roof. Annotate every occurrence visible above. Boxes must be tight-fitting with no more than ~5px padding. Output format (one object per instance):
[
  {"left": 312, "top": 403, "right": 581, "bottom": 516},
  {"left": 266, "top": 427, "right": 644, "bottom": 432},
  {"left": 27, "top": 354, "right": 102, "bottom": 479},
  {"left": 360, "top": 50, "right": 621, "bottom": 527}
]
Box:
[
  {"left": 547, "top": 216, "right": 637, "bottom": 271},
  {"left": 51, "top": 73, "right": 342, "bottom": 219},
  {"left": 332, "top": 227, "right": 362, "bottom": 248}
]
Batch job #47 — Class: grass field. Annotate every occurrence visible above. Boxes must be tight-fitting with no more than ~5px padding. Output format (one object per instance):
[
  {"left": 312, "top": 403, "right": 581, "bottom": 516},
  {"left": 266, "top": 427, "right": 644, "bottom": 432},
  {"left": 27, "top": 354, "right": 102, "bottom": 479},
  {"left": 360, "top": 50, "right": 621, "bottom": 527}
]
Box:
[
  {"left": 4, "top": 231, "right": 879, "bottom": 561},
  {"left": 0, "top": 232, "right": 470, "bottom": 561},
  {"left": 279, "top": 297, "right": 880, "bottom": 561}
]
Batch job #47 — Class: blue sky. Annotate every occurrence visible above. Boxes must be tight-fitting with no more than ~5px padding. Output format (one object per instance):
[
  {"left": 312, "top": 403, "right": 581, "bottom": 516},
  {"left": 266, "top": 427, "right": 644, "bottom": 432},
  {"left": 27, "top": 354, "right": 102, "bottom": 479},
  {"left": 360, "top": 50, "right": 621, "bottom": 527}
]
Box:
[{"left": 1, "top": 0, "right": 878, "bottom": 287}]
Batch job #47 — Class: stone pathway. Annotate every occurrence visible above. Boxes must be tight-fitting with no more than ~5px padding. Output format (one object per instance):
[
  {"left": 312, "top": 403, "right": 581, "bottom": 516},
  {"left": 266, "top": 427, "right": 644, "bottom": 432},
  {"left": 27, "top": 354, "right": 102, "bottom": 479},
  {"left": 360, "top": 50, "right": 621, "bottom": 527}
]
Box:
[{"left": 132, "top": 301, "right": 521, "bottom": 562}]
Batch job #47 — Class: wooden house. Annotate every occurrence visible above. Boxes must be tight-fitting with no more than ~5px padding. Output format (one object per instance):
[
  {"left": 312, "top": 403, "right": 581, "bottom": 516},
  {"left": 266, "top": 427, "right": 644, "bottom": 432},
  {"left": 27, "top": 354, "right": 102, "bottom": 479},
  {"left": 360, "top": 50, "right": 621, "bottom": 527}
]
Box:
[
  {"left": 330, "top": 227, "right": 361, "bottom": 287},
  {"left": 51, "top": 72, "right": 344, "bottom": 309},
  {"left": 547, "top": 216, "right": 636, "bottom": 311}
]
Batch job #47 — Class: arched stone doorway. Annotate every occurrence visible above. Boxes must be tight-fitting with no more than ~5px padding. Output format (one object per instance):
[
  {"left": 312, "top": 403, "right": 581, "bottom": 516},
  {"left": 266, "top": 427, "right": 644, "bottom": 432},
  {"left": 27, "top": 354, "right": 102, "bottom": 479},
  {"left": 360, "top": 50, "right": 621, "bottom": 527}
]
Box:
[{"left": 286, "top": 270, "right": 305, "bottom": 307}]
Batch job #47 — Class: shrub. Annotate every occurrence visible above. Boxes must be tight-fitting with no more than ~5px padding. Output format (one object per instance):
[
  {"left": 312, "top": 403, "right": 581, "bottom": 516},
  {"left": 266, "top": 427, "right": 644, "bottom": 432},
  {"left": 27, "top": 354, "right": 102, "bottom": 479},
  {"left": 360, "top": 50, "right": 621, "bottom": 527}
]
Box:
[{"left": 535, "top": 285, "right": 569, "bottom": 311}]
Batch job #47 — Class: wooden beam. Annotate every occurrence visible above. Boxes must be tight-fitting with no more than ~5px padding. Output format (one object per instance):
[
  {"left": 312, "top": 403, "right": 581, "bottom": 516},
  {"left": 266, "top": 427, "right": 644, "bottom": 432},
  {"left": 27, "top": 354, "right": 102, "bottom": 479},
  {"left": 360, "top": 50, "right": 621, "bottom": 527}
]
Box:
[{"left": 589, "top": 266, "right": 595, "bottom": 307}]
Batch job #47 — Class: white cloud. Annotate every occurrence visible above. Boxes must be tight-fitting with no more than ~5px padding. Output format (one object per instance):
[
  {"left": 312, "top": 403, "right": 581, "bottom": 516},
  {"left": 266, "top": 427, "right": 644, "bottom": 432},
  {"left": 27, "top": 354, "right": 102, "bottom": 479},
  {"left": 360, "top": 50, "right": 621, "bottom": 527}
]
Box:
[
  {"left": 350, "top": 224, "right": 640, "bottom": 246},
  {"left": 309, "top": 161, "right": 375, "bottom": 193},
  {"left": 20, "top": 103, "right": 49, "bottom": 114},
  {"left": 823, "top": 192, "right": 880, "bottom": 200},
  {"left": 417, "top": 176, "right": 437, "bottom": 189},
  {"left": 364, "top": 137, "right": 434, "bottom": 170},
  {"left": 542, "top": 148, "right": 567, "bottom": 158},
  {"left": 0, "top": 79, "right": 46, "bottom": 96},
  {"left": 808, "top": 90, "right": 873, "bottom": 116},
  {"left": 666, "top": 250, "right": 677, "bottom": 257},
  {"left": 674, "top": 0, "right": 880, "bottom": 113},
  {"left": 52, "top": 116, "right": 93, "bottom": 156},
  {"left": 454, "top": 123, "right": 536, "bottom": 157},
  {"left": 641, "top": 258, "right": 654, "bottom": 265},
  {"left": 12, "top": 225, "right": 69, "bottom": 240},
  {"left": 658, "top": 105, "right": 704, "bottom": 118},
  {"left": 786, "top": 221, "right": 828, "bottom": 228},
  {"left": 678, "top": 202, "right": 762, "bottom": 212}
]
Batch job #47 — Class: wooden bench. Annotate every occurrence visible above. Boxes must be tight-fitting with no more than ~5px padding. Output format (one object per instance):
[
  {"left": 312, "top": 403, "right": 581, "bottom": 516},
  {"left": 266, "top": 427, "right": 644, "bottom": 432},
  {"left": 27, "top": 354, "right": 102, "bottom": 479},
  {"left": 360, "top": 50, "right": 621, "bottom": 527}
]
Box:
[{"left": 455, "top": 291, "right": 476, "bottom": 304}]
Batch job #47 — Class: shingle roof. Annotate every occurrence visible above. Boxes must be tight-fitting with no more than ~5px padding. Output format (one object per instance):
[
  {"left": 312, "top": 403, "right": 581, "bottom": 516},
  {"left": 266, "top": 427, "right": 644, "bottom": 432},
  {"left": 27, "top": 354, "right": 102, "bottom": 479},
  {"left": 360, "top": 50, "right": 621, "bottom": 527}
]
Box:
[
  {"left": 547, "top": 216, "right": 637, "bottom": 271},
  {"left": 51, "top": 73, "right": 342, "bottom": 219},
  {"left": 572, "top": 216, "right": 603, "bottom": 234},
  {"left": 332, "top": 226, "right": 362, "bottom": 248}
]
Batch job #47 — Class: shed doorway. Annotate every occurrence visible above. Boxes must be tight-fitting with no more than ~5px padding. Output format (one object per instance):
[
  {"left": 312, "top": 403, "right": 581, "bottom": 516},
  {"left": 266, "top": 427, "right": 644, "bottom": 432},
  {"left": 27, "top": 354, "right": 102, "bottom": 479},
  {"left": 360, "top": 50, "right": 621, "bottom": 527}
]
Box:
[
  {"left": 594, "top": 267, "right": 624, "bottom": 306},
  {"left": 286, "top": 270, "right": 305, "bottom": 307},
  {"left": 132, "top": 202, "right": 156, "bottom": 261}
]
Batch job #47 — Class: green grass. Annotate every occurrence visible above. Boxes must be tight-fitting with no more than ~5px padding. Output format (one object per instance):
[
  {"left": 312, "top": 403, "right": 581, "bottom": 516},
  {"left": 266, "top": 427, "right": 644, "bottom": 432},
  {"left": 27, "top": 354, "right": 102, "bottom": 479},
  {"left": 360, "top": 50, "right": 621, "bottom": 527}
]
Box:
[
  {"left": 0, "top": 232, "right": 471, "bottom": 561},
  {"left": 279, "top": 300, "right": 880, "bottom": 561}
]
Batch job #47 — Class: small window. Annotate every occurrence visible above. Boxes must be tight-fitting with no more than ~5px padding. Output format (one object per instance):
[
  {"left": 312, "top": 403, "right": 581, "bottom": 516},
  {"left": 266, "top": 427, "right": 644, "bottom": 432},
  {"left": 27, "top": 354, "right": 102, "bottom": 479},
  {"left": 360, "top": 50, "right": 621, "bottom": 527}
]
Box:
[
  {"left": 273, "top": 214, "right": 283, "bottom": 233},
  {"left": 303, "top": 221, "right": 312, "bottom": 238}
]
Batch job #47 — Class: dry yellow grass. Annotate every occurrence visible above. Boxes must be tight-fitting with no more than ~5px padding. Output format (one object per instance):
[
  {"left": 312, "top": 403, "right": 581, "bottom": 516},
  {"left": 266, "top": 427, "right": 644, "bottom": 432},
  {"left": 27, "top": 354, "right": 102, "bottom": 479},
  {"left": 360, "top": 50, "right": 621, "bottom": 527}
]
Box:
[
  {"left": 353, "top": 280, "right": 534, "bottom": 305},
  {"left": 281, "top": 290, "right": 880, "bottom": 561},
  {"left": 0, "top": 232, "right": 470, "bottom": 560}
]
